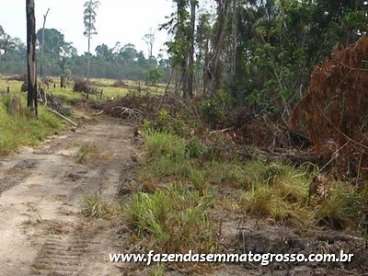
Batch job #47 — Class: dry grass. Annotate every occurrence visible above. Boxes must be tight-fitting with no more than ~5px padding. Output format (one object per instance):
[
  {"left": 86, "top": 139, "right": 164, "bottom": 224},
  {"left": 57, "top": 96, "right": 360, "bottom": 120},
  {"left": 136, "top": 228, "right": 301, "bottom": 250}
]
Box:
[{"left": 81, "top": 195, "right": 116, "bottom": 219}]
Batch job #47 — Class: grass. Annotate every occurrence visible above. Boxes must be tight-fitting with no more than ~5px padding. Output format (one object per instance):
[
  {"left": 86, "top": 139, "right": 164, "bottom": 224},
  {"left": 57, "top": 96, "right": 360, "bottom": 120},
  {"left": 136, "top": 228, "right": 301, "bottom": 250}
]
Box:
[
  {"left": 81, "top": 195, "right": 115, "bottom": 219},
  {"left": 145, "top": 131, "right": 187, "bottom": 161},
  {"left": 150, "top": 265, "right": 165, "bottom": 276},
  {"left": 316, "top": 182, "right": 366, "bottom": 230},
  {"left": 239, "top": 161, "right": 313, "bottom": 227},
  {"left": 139, "top": 129, "right": 368, "bottom": 232},
  {"left": 0, "top": 95, "right": 64, "bottom": 155},
  {"left": 127, "top": 184, "right": 216, "bottom": 252},
  {"left": 76, "top": 143, "right": 98, "bottom": 164}
]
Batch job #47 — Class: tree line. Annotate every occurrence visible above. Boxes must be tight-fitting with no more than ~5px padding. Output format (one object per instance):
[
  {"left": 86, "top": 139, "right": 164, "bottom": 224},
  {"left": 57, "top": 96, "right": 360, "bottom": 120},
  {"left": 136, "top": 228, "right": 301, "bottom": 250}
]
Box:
[
  {"left": 0, "top": 25, "right": 169, "bottom": 82},
  {"left": 164, "top": 0, "right": 368, "bottom": 113}
]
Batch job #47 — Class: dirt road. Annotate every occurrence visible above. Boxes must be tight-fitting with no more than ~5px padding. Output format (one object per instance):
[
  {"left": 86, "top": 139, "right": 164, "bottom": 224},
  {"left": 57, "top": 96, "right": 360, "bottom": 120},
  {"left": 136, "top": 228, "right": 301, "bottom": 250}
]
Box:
[{"left": 0, "top": 117, "right": 135, "bottom": 275}]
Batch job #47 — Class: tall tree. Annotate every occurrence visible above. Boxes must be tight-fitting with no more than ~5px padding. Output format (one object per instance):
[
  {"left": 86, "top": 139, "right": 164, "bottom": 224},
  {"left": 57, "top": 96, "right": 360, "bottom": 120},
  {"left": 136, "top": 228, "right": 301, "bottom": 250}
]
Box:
[
  {"left": 196, "top": 13, "right": 211, "bottom": 95},
  {"left": 184, "top": 0, "right": 198, "bottom": 98},
  {"left": 83, "top": 0, "right": 100, "bottom": 79},
  {"left": 26, "top": 0, "right": 38, "bottom": 116},
  {"left": 207, "top": 0, "right": 230, "bottom": 96},
  {"left": 143, "top": 29, "right": 156, "bottom": 59}
]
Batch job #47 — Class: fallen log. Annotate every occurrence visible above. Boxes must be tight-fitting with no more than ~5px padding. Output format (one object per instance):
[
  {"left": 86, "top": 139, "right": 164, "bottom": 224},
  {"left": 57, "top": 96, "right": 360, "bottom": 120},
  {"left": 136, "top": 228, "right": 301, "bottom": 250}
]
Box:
[{"left": 47, "top": 107, "right": 78, "bottom": 127}]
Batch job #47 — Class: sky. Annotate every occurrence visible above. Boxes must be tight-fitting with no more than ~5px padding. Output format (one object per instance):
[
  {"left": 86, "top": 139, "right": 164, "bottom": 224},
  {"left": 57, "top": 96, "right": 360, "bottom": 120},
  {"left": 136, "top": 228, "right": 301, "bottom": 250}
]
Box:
[{"left": 0, "top": 0, "right": 174, "bottom": 56}]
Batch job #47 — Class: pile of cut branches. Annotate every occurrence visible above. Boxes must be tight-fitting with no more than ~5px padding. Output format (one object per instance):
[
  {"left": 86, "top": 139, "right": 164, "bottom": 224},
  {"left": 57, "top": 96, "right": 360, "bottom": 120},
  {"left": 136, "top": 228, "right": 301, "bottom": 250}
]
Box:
[
  {"left": 290, "top": 36, "right": 368, "bottom": 177},
  {"left": 102, "top": 92, "right": 199, "bottom": 122}
]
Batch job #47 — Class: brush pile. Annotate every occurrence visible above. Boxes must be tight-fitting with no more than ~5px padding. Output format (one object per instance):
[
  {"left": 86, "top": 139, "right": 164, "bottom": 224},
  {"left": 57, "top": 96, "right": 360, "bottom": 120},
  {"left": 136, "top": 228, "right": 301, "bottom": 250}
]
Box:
[{"left": 290, "top": 37, "right": 368, "bottom": 177}]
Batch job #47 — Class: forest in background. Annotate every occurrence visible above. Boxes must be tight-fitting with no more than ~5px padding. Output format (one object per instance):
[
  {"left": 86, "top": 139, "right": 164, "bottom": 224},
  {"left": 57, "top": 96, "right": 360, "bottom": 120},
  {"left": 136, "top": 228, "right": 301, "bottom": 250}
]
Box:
[
  {"left": 0, "top": 25, "right": 170, "bottom": 81},
  {"left": 0, "top": 0, "right": 368, "bottom": 274}
]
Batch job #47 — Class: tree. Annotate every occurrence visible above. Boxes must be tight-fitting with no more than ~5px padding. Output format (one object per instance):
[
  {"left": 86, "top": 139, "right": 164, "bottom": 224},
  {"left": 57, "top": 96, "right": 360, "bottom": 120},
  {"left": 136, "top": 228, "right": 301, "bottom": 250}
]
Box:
[
  {"left": 36, "top": 28, "right": 76, "bottom": 75},
  {"left": 0, "top": 26, "right": 16, "bottom": 56},
  {"left": 184, "top": 0, "right": 198, "bottom": 98},
  {"left": 146, "top": 67, "right": 163, "bottom": 85},
  {"left": 143, "top": 29, "right": 156, "bottom": 59},
  {"left": 83, "top": 0, "right": 100, "bottom": 79},
  {"left": 39, "top": 8, "right": 50, "bottom": 77},
  {"left": 26, "top": 0, "right": 38, "bottom": 116},
  {"left": 119, "top": 43, "right": 138, "bottom": 64}
]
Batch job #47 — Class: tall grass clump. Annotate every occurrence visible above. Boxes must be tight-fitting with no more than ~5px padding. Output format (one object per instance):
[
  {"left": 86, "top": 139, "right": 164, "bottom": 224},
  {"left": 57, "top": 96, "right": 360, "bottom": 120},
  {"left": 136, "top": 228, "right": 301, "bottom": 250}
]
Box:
[
  {"left": 144, "top": 130, "right": 186, "bottom": 161},
  {"left": 141, "top": 130, "right": 194, "bottom": 180},
  {"left": 127, "top": 184, "right": 216, "bottom": 252},
  {"left": 240, "top": 161, "right": 313, "bottom": 227},
  {"left": 316, "top": 182, "right": 366, "bottom": 230}
]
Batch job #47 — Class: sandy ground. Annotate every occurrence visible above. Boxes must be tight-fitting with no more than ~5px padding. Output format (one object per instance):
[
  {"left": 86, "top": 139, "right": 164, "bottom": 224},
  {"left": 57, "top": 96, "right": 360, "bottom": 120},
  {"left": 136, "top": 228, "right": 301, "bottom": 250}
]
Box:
[
  {"left": 0, "top": 117, "right": 136, "bottom": 276},
  {"left": 0, "top": 115, "right": 366, "bottom": 276}
]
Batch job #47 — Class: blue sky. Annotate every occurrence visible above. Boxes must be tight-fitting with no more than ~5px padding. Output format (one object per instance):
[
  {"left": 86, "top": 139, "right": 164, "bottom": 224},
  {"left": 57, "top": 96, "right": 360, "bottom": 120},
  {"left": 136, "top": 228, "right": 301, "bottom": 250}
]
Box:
[{"left": 0, "top": 0, "right": 174, "bottom": 56}]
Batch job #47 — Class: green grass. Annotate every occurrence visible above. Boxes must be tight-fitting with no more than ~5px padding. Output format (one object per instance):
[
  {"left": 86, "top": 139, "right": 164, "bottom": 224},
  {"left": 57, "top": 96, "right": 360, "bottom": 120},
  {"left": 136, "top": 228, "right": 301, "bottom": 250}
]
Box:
[
  {"left": 239, "top": 161, "right": 313, "bottom": 227},
  {"left": 140, "top": 130, "right": 317, "bottom": 227},
  {"left": 127, "top": 184, "right": 215, "bottom": 252},
  {"left": 316, "top": 182, "right": 366, "bottom": 230},
  {"left": 145, "top": 131, "right": 187, "bottom": 161},
  {"left": 48, "top": 87, "right": 83, "bottom": 105},
  {"left": 0, "top": 79, "right": 22, "bottom": 93},
  {"left": 0, "top": 95, "right": 64, "bottom": 155}
]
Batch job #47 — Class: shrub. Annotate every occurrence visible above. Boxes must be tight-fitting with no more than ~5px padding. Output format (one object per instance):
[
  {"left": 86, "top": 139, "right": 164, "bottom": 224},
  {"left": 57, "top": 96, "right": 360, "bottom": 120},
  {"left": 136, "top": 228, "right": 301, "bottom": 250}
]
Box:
[
  {"left": 200, "top": 89, "right": 234, "bottom": 128},
  {"left": 185, "top": 137, "right": 207, "bottom": 159},
  {"left": 73, "top": 79, "right": 92, "bottom": 93},
  {"left": 145, "top": 109, "right": 190, "bottom": 137}
]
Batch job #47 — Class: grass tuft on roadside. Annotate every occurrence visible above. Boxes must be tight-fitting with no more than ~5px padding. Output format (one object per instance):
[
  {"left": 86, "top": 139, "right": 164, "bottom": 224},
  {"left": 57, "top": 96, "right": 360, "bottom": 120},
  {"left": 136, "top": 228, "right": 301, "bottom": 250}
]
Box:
[
  {"left": 127, "top": 184, "right": 216, "bottom": 252},
  {"left": 316, "top": 182, "right": 366, "bottom": 230},
  {"left": 81, "top": 195, "right": 116, "bottom": 219},
  {"left": 240, "top": 161, "right": 313, "bottom": 227}
]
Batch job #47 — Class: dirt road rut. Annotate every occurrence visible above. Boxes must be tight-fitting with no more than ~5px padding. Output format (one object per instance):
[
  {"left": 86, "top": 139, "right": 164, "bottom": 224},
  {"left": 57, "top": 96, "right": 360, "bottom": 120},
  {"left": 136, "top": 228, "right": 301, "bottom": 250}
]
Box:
[{"left": 0, "top": 118, "right": 135, "bottom": 275}]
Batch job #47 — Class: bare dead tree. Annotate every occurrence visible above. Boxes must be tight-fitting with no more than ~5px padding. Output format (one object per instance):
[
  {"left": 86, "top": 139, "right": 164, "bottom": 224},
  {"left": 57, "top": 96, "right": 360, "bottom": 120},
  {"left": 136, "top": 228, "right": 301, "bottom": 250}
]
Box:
[
  {"left": 26, "top": 0, "right": 38, "bottom": 116},
  {"left": 40, "top": 8, "right": 50, "bottom": 77},
  {"left": 143, "top": 28, "right": 156, "bottom": 59}
]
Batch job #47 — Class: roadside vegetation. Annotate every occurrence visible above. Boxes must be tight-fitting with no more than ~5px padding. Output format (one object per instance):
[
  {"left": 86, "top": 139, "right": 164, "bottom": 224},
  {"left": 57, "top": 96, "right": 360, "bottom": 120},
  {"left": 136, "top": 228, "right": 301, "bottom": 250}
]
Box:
[
  {"left": 0, "top": 92, "right": 63, "bottom": 154},
  {"left": 113, "top": 93, "right": 368, "bottom": 259},
  {"left": 0, "top": 76, "right": 164, "bottom": 155}
]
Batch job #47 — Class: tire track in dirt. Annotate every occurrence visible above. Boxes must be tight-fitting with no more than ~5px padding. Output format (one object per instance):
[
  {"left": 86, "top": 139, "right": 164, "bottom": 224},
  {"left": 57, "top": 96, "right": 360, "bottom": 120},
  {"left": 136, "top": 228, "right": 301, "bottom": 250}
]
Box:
[{"left": 0, "top": 117, "right": 136, "bottom": 276}]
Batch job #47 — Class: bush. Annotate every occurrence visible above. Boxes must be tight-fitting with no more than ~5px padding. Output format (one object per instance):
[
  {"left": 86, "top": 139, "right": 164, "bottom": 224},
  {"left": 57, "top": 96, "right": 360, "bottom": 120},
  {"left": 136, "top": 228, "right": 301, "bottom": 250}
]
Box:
[
  {"left": 144, "top": 109, "right": 190, "bottom": 137},
  {"left": 73, "top": 79, "right": 92, "bottom": 93},
  {"left": 185, "top": 137, "right": 207, "bottom": 159},
  {"left": 200, "top": 89, "right": 234, "bottom": 128}
]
